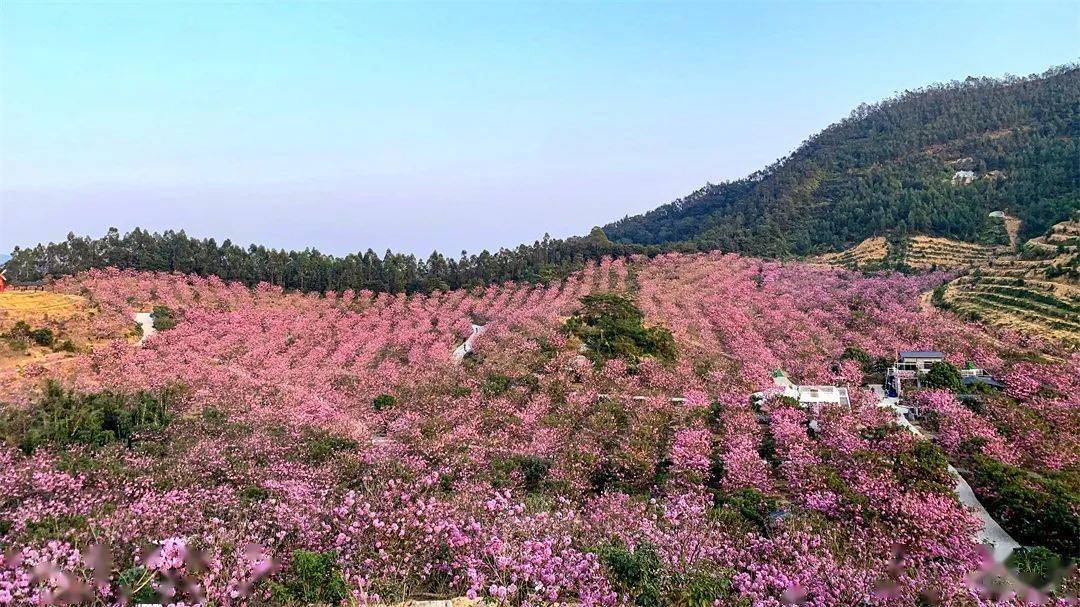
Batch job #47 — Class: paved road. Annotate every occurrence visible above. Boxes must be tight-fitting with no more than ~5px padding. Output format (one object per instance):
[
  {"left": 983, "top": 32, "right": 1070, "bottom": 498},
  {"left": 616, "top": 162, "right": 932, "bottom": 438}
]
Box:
[
  {"left": 451, "top": 324, "right": 486, "bottom": 362},
  {"left": 869, "top": 385, "right": 1020, "bottom": 562}
]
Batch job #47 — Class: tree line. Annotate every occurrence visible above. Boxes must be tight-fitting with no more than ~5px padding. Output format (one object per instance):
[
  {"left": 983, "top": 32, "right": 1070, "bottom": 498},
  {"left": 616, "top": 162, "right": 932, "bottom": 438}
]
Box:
[{"left": 2, "top": 227, "right": 650, "bottom": 294}]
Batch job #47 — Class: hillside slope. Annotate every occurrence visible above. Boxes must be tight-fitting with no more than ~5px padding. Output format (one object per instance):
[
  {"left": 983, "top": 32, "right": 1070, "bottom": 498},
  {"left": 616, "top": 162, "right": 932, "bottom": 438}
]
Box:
[
  {"left": 936, "top": 216, "right": 1080, "bottom": 345},
  {"left": 815, "top": 233, "right": 1009, "bottom": 271},
  {"left": 603, "top": 65, "right": 1079, "bottom": 256}
]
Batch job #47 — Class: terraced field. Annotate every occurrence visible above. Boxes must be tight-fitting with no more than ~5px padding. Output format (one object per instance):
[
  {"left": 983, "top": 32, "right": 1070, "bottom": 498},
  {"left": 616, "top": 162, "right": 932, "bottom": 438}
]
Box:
[
  {"left": 815, "top": 236, "right": 889, "bottom": 267},
  {"left": 939, "top": 218, "right": 1080, "bottom": 345},
  {"left": 815, "top": 234, "right": 1003, "bottom": 271},
  {"left": 904, "top": 235, "right": 1003, "bottom": 270}
]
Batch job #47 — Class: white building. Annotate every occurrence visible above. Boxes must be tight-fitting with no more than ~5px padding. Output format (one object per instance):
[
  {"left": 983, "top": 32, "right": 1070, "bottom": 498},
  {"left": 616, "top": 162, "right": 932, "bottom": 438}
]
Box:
[
  {"left": 770, "top": 370, "right": 850, "bottom": 409},
  {"left": 952, "top": 170, "right": 976, "bottom": 184},
  {"left": 988, "top": 210, "right": 1006, "bottom": 218}
]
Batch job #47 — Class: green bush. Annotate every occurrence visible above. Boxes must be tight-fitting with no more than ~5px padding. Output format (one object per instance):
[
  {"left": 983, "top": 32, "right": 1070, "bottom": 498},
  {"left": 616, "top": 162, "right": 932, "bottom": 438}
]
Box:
[
  {"left": 565, "top": 294, "right": 676, "bottom": 366},
  {"left": 372, "top": 393, "right": 396, "bottom": 412},
  {"left": 600, "top": 541, "right": 743, "bottom": 607},
  {"left": 968, "top": 455, "right": 1079, "bottom": 558},
  {"left": 924, "top": 361, "right": 962, "bottom": 392},
  {"left": 117, "top": 565, "right": 158, "bottom": 604},
  {"left": 600, "top": 541, "right": 663, "bottom": 607},
  {"left": 28, "top": 328, "right": 54, "bottom": 347},
  {"left": 8, "top": 320, "right": 31, "bottom": 337},
  {"left": 241, "top": 484, "right": 270, "bottom": 503},
  {"left": 516, "top": 455, "right": 552, "bottom": 493},
  {"left": 151, "top": 305, "right": 178, "bottom": 331},
  {"left": 892, "top": 441, "right": 953, "bottom": 494},
  {"left": 268, "top": 550, "right": 349, "bottom": 605},
  {"left": 0, "top": 381, "right": 175, "bottom": 454},
  {"left": 668, "top": 571, "right": 741, "bottom": 607},
  {"left": 482, "top": 374, "right": 512, "bottom": 396},
  {"left": 1007, "top": 546, "right": 1070, "bottom": 589},
  {"left": 840, "top": 346, "right": 872, "bottom": 371},
  {"left": 302, "top": 427, "right": 358, "bottom": 464},
  {"left": 715, "top": 488, "right": 778, "bottom": 533},
  {"left": 490, "top": 454, "right": 552, "bottom": 491},
  {"left": 56, "top": 339, "right": 77, "bottom": 353},
  {"left": 931, "top": 284, "right": 949, "bottom": 308}
]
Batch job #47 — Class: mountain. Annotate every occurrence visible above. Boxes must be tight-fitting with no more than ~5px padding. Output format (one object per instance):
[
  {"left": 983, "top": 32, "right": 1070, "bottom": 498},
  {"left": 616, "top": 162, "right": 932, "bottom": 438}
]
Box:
[{"left": 602, "top": 65, "right": 1079, "bottom": 257}]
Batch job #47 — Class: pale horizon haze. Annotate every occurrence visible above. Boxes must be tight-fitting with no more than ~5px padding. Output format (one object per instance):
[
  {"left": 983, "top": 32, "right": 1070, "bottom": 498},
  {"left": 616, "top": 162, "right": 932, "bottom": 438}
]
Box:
[{"left": 1, "top": 1, "right": 1077, "bottom": 257}]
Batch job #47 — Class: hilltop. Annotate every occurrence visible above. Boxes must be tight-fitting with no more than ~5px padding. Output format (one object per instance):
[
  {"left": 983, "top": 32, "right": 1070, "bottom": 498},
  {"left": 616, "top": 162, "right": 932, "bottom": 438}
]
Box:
[{"left": 603, "top": 65, "right": 1079, "bottom": 257}]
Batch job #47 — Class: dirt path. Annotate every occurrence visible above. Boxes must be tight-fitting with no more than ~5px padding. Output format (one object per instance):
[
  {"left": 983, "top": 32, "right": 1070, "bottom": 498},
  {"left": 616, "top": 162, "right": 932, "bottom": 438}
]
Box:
[{"left": 1003, "top": 215, "right": 1021, "bottom": 250}]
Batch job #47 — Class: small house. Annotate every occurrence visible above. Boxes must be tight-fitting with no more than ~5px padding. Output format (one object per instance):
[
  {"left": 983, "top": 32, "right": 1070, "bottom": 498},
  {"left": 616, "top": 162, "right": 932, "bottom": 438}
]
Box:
[
  {"left": 988, "top": 210, "right": 1006, "bottom": 219},
  {"left": 952, "top": 170, "right": 976, "bottom": 184},
  {"left": 896, "top": 351, "right": 945, "bottom": 373}
]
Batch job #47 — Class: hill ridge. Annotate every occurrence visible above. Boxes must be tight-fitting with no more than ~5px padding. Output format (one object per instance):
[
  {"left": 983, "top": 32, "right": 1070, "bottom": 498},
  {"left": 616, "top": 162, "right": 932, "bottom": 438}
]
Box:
[{"left": 603, "top": 65, "right": 1079, "bottom": 257}]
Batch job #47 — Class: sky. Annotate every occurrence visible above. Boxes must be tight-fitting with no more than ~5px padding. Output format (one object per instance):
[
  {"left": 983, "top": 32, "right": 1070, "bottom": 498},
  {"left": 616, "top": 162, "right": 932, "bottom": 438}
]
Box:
[{"left": 1, "top": 1, "right": 1076, "bottom": 257}]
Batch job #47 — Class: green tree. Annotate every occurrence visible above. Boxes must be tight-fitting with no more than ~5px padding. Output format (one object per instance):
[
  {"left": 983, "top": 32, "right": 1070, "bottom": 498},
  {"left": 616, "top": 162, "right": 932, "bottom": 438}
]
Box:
[{"left": 924, "top": 361, "right": 963, "bottom": 392}]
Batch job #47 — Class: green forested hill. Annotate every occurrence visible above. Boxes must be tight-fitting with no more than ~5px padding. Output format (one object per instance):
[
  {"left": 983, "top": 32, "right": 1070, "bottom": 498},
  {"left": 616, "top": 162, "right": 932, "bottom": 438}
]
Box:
[{"left": 603, "top": 65, "right": 1079, "bottom": 256}]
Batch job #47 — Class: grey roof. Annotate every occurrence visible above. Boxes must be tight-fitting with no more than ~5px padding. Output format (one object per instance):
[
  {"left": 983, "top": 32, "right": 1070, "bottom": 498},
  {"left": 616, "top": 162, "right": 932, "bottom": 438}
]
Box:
[
  {"left": 899, "top": 350, "right": 945, "bottom": 359},
  {"left": 962, "top": 376, "right": 1005, "bottom": 388}
]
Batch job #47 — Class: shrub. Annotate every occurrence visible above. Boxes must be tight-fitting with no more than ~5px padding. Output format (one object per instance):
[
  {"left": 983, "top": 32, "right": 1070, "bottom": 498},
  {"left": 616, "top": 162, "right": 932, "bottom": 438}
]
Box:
[
  {"left": 151, "top": 305, "right": 178, "bottom": 331},
  {"left": 840, "top": 346, "right": 872, "bottom": 371},
  {"left": 0, "top": 381, "right": 175, "bottom": 453},
  {"left": 516, "top": 455, "right": 552, "bottom": 492},
  {"left": 600, "top": 541, "right": 663, "bottom": 607},
  {"left": 892, "top": 441, "right": 953, "bottom": 494},
  {"left": 669, "top": 571, "right": 741, "bottom": 607},
  {"left": 117, "top": 565, "right": 157, "bottom": 604},
  {"left": 55, "top": 339, "right": 77, "bottom": 352},
  {"left": 302, "top": 428, "right": 358, "bottom": 464},
  {"left": 482, "top": 373, "right": 512, "bottom": 396},
  {"left": 565, "top": 294, "right": 676, "bottom": 366},
  {"left": 28, "top": 328, "right": 54, "bottom": 347},
  {"left": 241, "top": 484, "right": 270, "bottom": 503},
  {"left": 1006, "top": 546, "right": 1070, "bottom": 589},
  {"left": 600, "top": 541, "right": 742, "bottom": 607},
  {"left": 930, "top": 284, "right": 949, "bottom": 308},
  {"left": 372, "top": 393, "right": 396, "bottom": 412},
  {"left": 716, "top": 488, "right": 778, "bottom": 533},
  {"left": 967, "top": 455, "right": 1079, "bottom": 558},
  {"left": 267, "top": 550, "right": 349, "bottom": 605},
  {"left": 924, "top": 361, "right": 962, "bottom": 392},
  {"left": 8, "top": 320, "right": 31, "bottom": 337}
]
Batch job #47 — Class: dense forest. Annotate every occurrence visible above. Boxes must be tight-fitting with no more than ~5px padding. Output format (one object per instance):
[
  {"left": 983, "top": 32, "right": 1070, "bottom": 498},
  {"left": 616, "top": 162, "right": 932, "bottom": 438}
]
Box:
[
  {"left": 604, "top": 65, "right": 1079, "bottom": 255},
  {"left": 5, "top": 66, "right": 1077, "bottom": 293},
  {"left": 1, "top": 227, "right": 645, "bottom": 294}
]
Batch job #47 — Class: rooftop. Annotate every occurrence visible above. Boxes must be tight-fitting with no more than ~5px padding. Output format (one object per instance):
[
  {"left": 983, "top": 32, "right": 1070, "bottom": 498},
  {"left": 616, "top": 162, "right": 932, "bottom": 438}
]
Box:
[{"left": 899, "top": 350, "right": 944, "bottom": 359}]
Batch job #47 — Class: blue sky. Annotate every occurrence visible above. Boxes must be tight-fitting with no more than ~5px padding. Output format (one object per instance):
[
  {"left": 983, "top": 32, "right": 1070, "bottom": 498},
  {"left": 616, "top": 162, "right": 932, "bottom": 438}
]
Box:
[{"left": 1, "top": 1, "right": 1076, "bottom": 256}]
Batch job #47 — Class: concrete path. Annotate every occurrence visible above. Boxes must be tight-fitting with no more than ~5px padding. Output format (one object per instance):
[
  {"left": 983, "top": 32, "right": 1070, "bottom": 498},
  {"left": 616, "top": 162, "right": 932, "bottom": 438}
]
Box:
[
  {"left": 134, "top": 312, "right": 156, "bottom": 345},
  {"left": 950, "top": 464, "right": 1021, "bottom": 562},
  {"left": 451, "top": 324, "right": 486, "bottom": 362},
  {"left": 868, "top": 384, "right": 1020, "bottom": 562}
]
